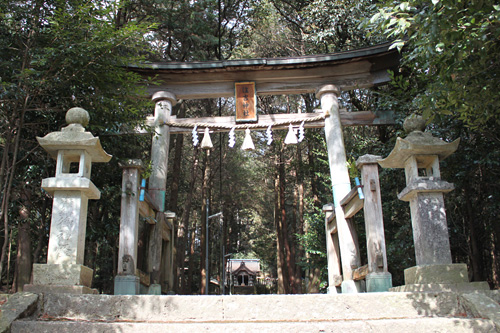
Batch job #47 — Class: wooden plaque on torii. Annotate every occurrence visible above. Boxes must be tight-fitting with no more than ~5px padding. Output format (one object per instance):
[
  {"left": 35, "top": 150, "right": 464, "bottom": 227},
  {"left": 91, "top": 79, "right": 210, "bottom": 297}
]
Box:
[{"left": 235, "top": 82, "right": 257, "bottom": 123}]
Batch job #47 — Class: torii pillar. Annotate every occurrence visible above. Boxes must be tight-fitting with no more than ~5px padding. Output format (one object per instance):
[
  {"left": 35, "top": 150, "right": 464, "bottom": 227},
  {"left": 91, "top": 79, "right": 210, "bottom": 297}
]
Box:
[
  {"left": 149, "top": 91, "right": 176, "bottom": 212},
  {"left": 317, "top": 85, "right": 361, "bottom": 293},
  {"left": 148, "top": 91, "right": 176, "bottom": 294}
]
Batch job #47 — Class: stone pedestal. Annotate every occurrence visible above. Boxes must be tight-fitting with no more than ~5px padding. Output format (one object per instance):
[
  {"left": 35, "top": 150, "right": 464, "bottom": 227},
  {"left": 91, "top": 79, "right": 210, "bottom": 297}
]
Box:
[
  {"left": 366, "top": 272, "right": 393, "bottom": 292},
  {"left": 25, "top": 263, "right": 97, "bottom": 294},
  {"left": 390, "top": 263, "right": 490, "bottom": 292},
  {"left": 341, "top": 280, "right": 364, "bottom": 293},
  {"left": 114, "top": 275, "right": 140, "bottom": 295},
  {"left": 148, "top": 284, "right": 162, "bottom": 295},
  {"left": 405, "top": 263, "right": 468, "bottom": 284}
]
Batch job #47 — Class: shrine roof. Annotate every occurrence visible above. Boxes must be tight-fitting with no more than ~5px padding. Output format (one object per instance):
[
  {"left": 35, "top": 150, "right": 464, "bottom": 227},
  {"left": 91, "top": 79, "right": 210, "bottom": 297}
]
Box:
[
  {"left": 128, "top": 42, "right": 400, "bottom": 100},
  {"left": 229, "top": 259, "right": 260, "bottom": 274},
  {"left": 129, "top": 42, "right": 397, "bottom": 72}
]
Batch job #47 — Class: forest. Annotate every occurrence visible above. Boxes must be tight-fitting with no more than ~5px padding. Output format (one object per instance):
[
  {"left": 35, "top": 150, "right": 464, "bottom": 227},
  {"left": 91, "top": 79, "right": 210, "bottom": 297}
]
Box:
[{"left": 0, "top": 0, "right": 499, "bottom": 294}]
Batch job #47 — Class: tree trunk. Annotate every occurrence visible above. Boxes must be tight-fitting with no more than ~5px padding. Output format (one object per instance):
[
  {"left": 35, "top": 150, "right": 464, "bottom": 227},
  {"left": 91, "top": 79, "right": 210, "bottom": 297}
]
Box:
[
  {"left": 6, "top": 228, "right": 13, "bottom": 290},
  {"left": 306, "top": 139, "right": 320, "bottom": 207},
  {"left": 200, "top": 149, "right": 211, "bottom": 294},
  {"left": 169, "top": 134, "right": 184, "bottom": 211},
  {"left": 274, "top": 173, "right": 287, "bottom": 294},
  {"left": 187, "top": 213, "right": 197, "bottom": 294},
  {"left": 15, "top": 208, "right": 32, "bottom": 292},
  {"left": 294, "top": 145, "right": 305, "bottom": 293},
  {"left": 291, "top": 185, "right": 302, "bottom": 293},
  {"left": 169, "top": 133, "right": 184, "bottom": 293},
  {"left": 464, "top": 185, "right": 484, "bottom": 281},
  {"left": 33, "top": 198, "right": 50, "bottom": 263},
  {"left": 278, "top": 148, "right": 296, "bottom": 293},
  {"left": 177, "top": 148, "right": 199, "bottom": 293},
  {"left": 0, "top": 41, "right": 31, "bottom": 286},
  {"left": 168, "top": 105, "right": 186, "bottom": 213},
  {"left": 0, "top": 101, "right": 27, "bottom": 287}
]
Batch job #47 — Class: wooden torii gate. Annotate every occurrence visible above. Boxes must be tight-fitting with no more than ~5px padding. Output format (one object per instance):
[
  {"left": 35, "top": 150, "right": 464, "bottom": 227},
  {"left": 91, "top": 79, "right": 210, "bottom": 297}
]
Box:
[{"left": 126, "top": 42, "right": 399, "bottom": 294}]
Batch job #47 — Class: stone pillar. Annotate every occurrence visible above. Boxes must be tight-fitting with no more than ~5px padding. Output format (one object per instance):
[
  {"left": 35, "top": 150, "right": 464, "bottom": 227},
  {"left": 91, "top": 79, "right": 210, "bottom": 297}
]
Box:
[
  {"left": 114, "top": 160, "right": 143, "bottom": 295},
  {"left": 379, "top": 115, "right": 489, "bottom": 292},
  {"left": 27, "top": 107, "right": 111, "bottom": 294},
  {"left": 356, "top": 154, "right": 392, "bottom": 292},
  {"left": 317, "top": 85, "right": 360, "bottom": 293},
  {"left": 149, "top": 91, "right": 176, "bottom": 212},
  {"left": 323, "top": 204, "right": 341, "bottom": 294}
]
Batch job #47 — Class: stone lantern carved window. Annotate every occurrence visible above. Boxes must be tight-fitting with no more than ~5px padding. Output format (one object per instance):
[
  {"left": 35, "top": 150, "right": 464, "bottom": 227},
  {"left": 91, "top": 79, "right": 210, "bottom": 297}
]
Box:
[
  {"left": 404, "top": 155, "right": 441, "bottom": 184},
  {"left": 56, "top": 150, "right": 92, "bottom": 178}
]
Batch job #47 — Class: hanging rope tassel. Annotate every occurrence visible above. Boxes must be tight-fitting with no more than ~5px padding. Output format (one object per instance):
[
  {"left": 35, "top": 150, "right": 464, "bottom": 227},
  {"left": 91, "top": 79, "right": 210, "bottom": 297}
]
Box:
[
  {"left": 284, "top": 123, "right": 298, "bottom": 145},
  {"left": 241, "top": 128, "right": 255, "bottom": 150},
  {"left": 200, "top": 127, "right": 213, "bottom": 149}
]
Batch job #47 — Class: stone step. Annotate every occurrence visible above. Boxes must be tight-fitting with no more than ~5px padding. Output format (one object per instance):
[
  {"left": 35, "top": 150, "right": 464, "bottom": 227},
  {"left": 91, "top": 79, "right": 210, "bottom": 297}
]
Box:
[
  {"left": 35, "top": 292, "right": 467, "bottom": 323},
  {"left": 12, "top": 318, "right": 497, "bottom": 333}
]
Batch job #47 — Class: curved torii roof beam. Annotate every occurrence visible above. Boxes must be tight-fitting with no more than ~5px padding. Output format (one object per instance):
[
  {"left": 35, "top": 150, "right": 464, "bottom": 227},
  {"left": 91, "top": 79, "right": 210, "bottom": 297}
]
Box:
[{"left": 127, "top": 42, "right": 400, "bottom": 100}]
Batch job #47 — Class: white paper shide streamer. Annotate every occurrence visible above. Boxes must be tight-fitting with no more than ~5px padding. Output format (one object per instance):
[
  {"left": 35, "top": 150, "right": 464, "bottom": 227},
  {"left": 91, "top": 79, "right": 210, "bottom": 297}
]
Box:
[
  {"left": 192, "top": 125, "right": 199, "bottom": 146},
  {"left": 228, "top": 127, "right": 236, "bottom": 148},
  {"left": 266, "top": 125, "right": 273, "bottom": 145}
]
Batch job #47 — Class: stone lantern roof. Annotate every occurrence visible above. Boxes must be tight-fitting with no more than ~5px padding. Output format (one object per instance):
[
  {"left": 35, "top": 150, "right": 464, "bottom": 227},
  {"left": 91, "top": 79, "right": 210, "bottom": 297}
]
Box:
[
  {"left": 37, "top": 107, "right": 112, "bottom": 163},
  {"left": 378, "top": 115, "right": 459, "bottom": 169}
]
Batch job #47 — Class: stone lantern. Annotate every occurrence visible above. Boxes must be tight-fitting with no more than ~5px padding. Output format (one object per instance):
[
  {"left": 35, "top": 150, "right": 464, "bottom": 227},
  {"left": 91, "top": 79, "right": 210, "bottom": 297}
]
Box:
[
  {"left": 378, "top": 115, "right": 488, "bottom": 291},
  {"left": 27, "top": 107, "right": 111, "bottom": 294}
]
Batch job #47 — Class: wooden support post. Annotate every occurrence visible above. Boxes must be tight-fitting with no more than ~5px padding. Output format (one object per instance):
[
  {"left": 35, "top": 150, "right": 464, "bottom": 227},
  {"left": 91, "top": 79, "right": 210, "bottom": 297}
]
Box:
[
  {"left": 162, "top": 211, "right": 176, "bottom": 293},
  {"left": 150, "top": 91, "right": 176, "bottom": 212},
  {"left": 115, "top": 160, "right": 143, "bottom": 295},
  {"left": 357, "top": 154, "right": 392, "bottom": 291},
  {"left": 323, "top": 204, "right": 341, "bottom": 294},
  {"left": 317, "top": 85, "right": 361, "bottom": 293},
  {"left": 117, "top": 160, "right": 143, "bottom": 275},
  {"left": 147, "top": 211, "right": 164, "bottom": 294}
]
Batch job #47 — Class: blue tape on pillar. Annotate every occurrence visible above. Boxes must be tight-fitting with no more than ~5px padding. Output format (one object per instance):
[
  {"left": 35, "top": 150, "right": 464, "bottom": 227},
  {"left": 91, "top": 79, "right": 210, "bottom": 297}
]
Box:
[
  {"left": 139, "top": 179, "right": 146, "bottom": 202},
  {"left": 159, "top": 190, "right": 166, "bottom": 212},
  {"left": 332, "top": 183, "right": 351, "bottom": 208},
  {"left": 355, "top": 177, "right": 365, "bottom": 200}
]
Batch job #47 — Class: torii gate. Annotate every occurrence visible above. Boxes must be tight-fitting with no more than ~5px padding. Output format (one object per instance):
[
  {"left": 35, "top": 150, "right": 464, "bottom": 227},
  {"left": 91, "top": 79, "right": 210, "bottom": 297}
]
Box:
[{"left": 128, "top": 42, "right": 399, "bottom": 294}]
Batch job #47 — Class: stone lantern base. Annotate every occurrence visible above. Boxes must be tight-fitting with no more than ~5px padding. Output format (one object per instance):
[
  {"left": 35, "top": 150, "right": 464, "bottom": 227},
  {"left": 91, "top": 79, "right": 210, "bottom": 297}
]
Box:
[
  {"left": 390, "top": 263, "right": 489, "bottom": 292},
  {"left": 24, "top": 263, "right": 98, "bottom": 294}
]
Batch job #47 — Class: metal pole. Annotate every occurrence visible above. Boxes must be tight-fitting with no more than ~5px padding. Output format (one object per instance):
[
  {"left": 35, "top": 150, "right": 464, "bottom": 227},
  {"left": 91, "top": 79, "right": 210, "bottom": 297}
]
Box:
[
  {"left": 229, "top": 259, "right": 233, "bottom": 295},
  {"left": 222, "top": 245, "right": 225, "bottom": 295},
  {"left": 205, "top": 198, "right": 209, "bottom": 295},
  {"left": 220, "top": 215, "right": 223, "bottom": 295}
]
